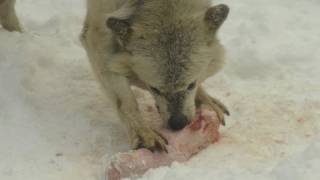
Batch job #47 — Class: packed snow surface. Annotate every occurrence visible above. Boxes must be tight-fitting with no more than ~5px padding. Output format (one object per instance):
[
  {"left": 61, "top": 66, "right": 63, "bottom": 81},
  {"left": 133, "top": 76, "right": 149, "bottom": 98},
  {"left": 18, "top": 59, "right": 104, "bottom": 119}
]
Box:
[{"left": 0, "top": 0, "right": 319, "bottom": 180}]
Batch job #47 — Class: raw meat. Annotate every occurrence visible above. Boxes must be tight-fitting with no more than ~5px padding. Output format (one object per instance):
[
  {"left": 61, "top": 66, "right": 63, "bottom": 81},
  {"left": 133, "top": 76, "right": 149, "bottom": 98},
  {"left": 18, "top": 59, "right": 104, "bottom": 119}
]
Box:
[{"left": 107, "top": 106, "right": 220, "bottom": 180}]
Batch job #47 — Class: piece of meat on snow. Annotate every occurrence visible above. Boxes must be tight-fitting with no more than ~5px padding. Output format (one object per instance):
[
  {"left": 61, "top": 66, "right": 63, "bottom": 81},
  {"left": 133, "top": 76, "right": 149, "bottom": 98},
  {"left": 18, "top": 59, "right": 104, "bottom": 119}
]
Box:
[{"left": 107, "top": 106, "right": 220, "bottom": 180}]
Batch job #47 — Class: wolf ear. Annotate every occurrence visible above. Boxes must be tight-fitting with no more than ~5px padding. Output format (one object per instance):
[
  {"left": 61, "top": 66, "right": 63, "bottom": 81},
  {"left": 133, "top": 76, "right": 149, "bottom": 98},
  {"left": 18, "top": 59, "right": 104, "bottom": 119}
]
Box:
[
  {"left": 106, "top": 17, "right": 133, "bottom": 46},
  {"left": 105, "top": 0, "right": 143, "bottom": 46},
  {"left": 204, "top": 4, "right": 229, "bottom": 31}
]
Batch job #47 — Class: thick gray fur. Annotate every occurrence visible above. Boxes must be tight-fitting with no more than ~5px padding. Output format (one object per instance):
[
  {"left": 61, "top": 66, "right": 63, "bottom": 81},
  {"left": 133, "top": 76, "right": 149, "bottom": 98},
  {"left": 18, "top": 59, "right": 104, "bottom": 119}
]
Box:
[{"left": 80, "top": 0, "right": 230, "bottom": 151}]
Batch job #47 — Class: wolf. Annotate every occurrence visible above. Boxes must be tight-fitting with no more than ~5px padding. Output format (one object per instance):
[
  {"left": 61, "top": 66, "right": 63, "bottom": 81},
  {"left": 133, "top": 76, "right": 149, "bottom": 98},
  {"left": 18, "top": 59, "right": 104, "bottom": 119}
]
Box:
[
  {"left": 1, "top": 0, "right": 230, "bottom": 152},
  {"left": 0, "top": 0, "right": 21, "bottom": 32},
  {"left": 81, "top": 0, "right": 230, "bottom": 152},
  {"left": 1, "top": 0, "right": 229, "bottom": 151}
]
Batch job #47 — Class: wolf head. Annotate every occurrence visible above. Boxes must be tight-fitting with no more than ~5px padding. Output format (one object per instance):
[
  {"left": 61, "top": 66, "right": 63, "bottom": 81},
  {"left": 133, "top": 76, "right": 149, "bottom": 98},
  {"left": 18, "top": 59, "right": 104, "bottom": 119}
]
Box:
[{"left": 106, "top": 0, "right": 229, "bottom": 130}]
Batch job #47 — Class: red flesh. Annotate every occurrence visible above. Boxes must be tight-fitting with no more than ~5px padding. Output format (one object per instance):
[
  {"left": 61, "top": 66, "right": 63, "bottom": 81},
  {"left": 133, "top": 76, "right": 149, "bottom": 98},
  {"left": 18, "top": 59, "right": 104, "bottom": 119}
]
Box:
[{"left": 107, "top": 107, "right": 220, "bottom": 180}]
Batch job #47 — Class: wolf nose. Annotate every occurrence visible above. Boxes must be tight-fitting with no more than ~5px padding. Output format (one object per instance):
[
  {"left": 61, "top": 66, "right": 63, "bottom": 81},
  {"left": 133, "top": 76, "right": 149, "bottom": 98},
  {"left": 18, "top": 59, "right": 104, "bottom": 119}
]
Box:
[{"left": 168, "top": 114, "right": 189, "bottom": 130}]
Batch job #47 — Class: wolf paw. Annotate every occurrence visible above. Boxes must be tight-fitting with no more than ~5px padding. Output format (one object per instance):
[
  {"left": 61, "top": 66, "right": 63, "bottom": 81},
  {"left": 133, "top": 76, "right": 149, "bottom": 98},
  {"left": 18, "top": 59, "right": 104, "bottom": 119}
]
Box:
[
  {"left": 208, "top": 96, "right": 230, "bottom": 116},
  {"left": 197, "top": 95, "right": 230, "bottom": 126},
  {"left": 208, "top": 97, "right": 229, "bottom": 126},
  {"left": 132, "top": 127, "right": 168, "bottom": 153}
]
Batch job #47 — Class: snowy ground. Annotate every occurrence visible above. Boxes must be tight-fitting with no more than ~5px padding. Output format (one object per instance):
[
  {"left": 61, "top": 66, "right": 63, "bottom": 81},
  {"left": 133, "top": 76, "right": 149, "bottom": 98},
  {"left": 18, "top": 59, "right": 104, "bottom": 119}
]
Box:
[{"left": 0, "top": 0, "right": 319, "bottom": 180}]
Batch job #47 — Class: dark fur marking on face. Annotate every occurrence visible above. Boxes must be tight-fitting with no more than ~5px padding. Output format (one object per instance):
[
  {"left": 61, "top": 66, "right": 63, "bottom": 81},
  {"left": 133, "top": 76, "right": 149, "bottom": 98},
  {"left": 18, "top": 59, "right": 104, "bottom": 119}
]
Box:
[
  {"left": 157, "top": 24, "right": 196, "bottom": 86},
  {"left": 166, "top": 91, "right": 186, "bottom": 114}
]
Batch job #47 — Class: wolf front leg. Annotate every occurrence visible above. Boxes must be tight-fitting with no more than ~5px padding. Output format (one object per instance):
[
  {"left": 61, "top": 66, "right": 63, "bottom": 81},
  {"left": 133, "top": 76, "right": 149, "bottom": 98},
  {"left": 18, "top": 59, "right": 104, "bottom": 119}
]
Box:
[
  {"left": 99, "top": 72, "right": 168, "bottom": 152},
  {"left": 196, "top": 86, "right": 229, "bottom": 126},
  {"left": 0, "top": 0, "right": 21, "bottom": 32}
]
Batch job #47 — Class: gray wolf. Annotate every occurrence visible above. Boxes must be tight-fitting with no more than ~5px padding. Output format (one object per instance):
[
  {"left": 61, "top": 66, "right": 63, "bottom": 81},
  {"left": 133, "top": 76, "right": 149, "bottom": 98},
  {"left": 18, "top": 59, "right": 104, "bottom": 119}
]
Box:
[
  {"left": 81, "top": 0, "right": 230, "bottom": 152},
  {"left": 0, "top": 0, "right": 230, "bottom": 152}
]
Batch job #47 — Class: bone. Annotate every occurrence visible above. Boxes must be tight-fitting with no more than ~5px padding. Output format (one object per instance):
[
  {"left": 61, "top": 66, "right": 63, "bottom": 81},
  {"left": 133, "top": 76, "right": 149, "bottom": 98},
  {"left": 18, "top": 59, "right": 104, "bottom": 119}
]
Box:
[{"left": 106, "top": 105, "right": 220, "bottom": 180}]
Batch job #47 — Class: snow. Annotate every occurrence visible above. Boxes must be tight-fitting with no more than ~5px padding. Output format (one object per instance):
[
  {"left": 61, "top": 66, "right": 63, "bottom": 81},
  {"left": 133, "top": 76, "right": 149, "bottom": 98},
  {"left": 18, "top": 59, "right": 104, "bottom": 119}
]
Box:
[{"left": 0, "top": 0, "right": 319, "bottom": 180}]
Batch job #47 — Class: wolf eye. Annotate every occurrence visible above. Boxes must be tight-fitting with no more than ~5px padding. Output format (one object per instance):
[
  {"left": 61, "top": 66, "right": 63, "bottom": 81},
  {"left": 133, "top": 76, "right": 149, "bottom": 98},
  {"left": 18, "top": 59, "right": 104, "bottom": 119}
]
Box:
[
  {"left": 187, "top": 82, "right": 196, "bottom": 91},
  {"left": 150, "top": 86, "right": 161, "bottom": 95}
]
